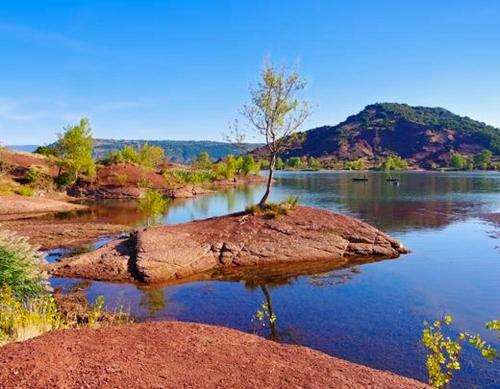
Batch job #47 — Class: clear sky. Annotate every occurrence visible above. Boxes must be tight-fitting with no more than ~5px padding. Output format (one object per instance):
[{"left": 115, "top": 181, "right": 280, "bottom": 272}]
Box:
[{"left": 1, "top": 0, "right": 499, "bottom": 144}]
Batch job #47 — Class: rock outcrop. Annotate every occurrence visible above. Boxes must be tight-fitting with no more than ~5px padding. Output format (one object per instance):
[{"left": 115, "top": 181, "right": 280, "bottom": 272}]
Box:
[{"left": 49, "top": 207, "right": 410, "bottom": 284}]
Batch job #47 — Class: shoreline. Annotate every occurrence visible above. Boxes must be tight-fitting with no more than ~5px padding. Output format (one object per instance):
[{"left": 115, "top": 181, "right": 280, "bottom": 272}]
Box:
[{"left": 0, "top": 321, "right": 429, "bottom": 388}]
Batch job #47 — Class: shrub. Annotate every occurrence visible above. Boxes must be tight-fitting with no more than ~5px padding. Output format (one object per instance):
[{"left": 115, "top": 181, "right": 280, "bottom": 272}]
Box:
[
  {"left": 246, "top": 196, "right": 299, "bottom": 219},
  {"left": 194, "top": 152, "right": 212, "bottom": 169},
  {"left": 0, "top": 286, "right": 64, "bottom": 345},
  {"left": 449, "top": 152, "right": 469, "bottom": 170},
  {"left": 380, "top": 155, "right": 408, "bottom": 170},
  {"left": 55, "top": 171, "right": 76, "bottom": 187},
  {"left": 163, "top": 169, "right": 217, "bottom": 186},
  {"left": 0, "top": 229, "right": 47, "bottom": 299},
  {"left": 344, "top": 159, "right": 366, "bottom": 170},
  {"left": 16, "top": 186, "right": 35, "bottom": 197},
  {"left": 422, "top": 315, "right": 498, "bottom": 388},
  {"left": 25, "top": 167, "right": 41, "bottom": 184}
]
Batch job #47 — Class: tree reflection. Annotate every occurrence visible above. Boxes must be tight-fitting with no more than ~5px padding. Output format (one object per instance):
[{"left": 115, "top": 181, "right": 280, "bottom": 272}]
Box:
[{"left": 139, "top": 288, "right": 167, "bottom": 317}]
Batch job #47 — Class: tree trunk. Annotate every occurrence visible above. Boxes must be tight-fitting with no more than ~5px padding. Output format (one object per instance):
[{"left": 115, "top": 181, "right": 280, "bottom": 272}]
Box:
[{"left": 258, "top": 154, "right": 276, "bottom": 207}]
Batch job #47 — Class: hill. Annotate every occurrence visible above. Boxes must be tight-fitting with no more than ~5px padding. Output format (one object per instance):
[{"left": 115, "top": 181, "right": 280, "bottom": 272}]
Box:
[
  {"left": 271, "top": 103, "right": 500, "bottom": 168},
  {"left": 93, "top": 139, "right": 263, "bottom": 163}
]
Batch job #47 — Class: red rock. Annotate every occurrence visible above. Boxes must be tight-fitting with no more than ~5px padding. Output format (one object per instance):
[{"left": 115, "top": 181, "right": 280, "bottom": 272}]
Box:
[{"left": 49, "top": 207, "right": 410, "bottom": 284}]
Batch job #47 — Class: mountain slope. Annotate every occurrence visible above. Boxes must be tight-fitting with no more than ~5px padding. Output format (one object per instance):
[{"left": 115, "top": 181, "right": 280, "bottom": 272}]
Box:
[
  {"left": 93, "top": 139, "right": 263, "bottom": 163},
  {"left": 281, "top": 103, "right": 500, "bottom": 167}
]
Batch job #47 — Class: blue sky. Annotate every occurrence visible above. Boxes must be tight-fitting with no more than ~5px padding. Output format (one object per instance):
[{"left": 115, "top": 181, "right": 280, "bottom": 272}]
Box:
[{"left": 1, "top": 0, "right": 499, "bottom": 144}]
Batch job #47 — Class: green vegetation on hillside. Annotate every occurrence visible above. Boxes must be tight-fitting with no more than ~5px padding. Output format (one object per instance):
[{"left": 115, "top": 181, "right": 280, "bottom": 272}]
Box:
[
  {"left": 93, "top": 139, "right": 263, "bottom": 163},
  {"left": 103, "top": 143, "right": 165, "bottom": 168}
]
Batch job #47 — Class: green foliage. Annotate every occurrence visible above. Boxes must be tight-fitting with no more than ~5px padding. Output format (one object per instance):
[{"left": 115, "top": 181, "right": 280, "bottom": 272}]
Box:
[
  {"left": 253, "top": 301, "right": 277, "bottom": 330},
  {"left": 309, "top": 157, "right": 321, "bottom": 170},
  {"left": 95, "top": 140, "right": 262, "bottom": 164},
  {"left": 25, "top": 167, "right": 41, "bottom": 184},
  {"left": 54, "top": 171, "right": 76, "bottom": 187},
  {"left": 87, "top": 295, "right": 105, "bottom": 328},
  {"left": 241, "top": 62, "right": 311, "bottom": 206},
  {"left": 380, "top": 155, "right": 408, "bottom": 170},
  {"left": 363, "top": 103, "right": 500, "bottom": 155},
  {"left": 106, "top": 143, "right": 165, "bottom": 169},
  {"left": 474, "top": 149, "right": 493, "bottom": 170},
  {"left": 246, "top": 196, "right": 299, "bottom": 219},
  {"left": 195, "top": 152, "right": 212, "bottom": 169},
  {"left": 15, "top": 186, "right": 35, "bottom": 197},
  {"left": 422, "top": 315, "right": 498, "bottom": 388},
  {"left": 287, "top": 156, "right": 303, "bottom": 169},
  {"left": 344, "top": 159, "right": 367, "bottom": 170},
  {"left": 486, "top": 320, "right": 500, "bottom": 337},
  {"left": 239, "top": 155, "right": 258, "bottom": 176},
  {"left": 0, "top": 286, "right": 64, "bottom": 345},
  {"left": 138, "top": 189, "right": 168, "bottom": 226},
  {"left": 449, "top": 152, "right": 470, "bottom": 170},
  {"left": 34, "top": 145, "right": 59, "bottom": 158},
  {"left": 163, "top": 169, "right": 217, "bottom": 186},
  {"left": 0, "top": 229, "right": 46, "bottom": 299},
  {"left": 139, "top": 143, "right": 165, "bottom": 169},
  {"left": 56, "top": 118, "right": 96, "bottom": 183}
]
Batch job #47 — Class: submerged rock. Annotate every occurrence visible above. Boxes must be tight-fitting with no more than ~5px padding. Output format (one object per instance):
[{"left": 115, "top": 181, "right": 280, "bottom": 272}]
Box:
[{"left": 49, "top": 206, "right": 410, "bottom": 284}]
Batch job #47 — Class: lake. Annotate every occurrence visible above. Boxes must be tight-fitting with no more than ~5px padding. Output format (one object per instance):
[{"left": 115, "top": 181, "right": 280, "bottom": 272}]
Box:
[{"left": 49, "top": 171, "right": 500, "bottom": 388}]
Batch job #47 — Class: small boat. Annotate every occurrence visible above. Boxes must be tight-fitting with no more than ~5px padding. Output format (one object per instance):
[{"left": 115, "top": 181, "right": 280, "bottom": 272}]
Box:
[
  {"left": 386, "top": 177, "right": 400, "bottom": 183},
  {"left": 352, "top": 175, "right": 368, "bottom": 182}
]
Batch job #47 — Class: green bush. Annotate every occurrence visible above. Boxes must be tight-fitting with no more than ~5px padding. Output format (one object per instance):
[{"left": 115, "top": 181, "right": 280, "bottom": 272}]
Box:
[
  {"left": 344, "top": 159, "right": 367, "bottom": 170},
  {"left": 0, "top": 286, "right": 64, "bottom": 345},
  {"left": 55, "top": 171, "right": 76, "bottom": 187},
  {"left": 0, "top": 229, "right": 46, "bottom": 299},
  {"left": 163, "top": 169, "right": 217, "bottom": 185},
  {"left": 246, "top": 196, "right": 299, "bottom": 219},
  {"left": 25, "top": 167, "right": 41, "bottom": 184},
  {"left": 16, "top": 186, "right": 35, "bottom": 197},
  {"left": 380, "top": 155, "right": 408, "bottom": 170}
]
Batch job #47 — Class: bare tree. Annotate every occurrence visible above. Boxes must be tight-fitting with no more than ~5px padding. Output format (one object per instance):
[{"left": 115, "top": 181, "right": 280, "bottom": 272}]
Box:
[{"left": 240, "top": 62, "right": 311, "bottom": 207}]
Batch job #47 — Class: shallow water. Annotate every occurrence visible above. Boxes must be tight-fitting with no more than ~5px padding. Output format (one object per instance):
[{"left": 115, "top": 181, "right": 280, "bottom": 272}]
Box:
[{"left": 49, "top": 171, "right": 500, "bottom": 387}]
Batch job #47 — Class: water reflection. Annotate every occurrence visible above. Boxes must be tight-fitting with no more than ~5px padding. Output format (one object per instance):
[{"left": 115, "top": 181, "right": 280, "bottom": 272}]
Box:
[
  {"left": 42, "top": 171, "right": 499, "bottom": 235},
  {"left": 46, "top": 171, "right": 500, "bottom": 388}
]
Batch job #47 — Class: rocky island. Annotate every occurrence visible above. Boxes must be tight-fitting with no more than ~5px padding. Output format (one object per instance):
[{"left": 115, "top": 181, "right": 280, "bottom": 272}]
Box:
[{"left": 49, "top": 206, "right": 410, "bottom": 284}]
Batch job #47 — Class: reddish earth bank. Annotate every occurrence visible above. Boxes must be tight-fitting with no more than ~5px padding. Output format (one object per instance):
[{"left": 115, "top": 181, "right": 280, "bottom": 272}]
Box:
[
  {"left": 0, "top": 321, "right": 428, "bottom": 388},
  {"left": 0, "top": 195, "right": 87, "bottom": 219},
  {"left": 49, "top": 206, "right": 410, "bottom": 283}
]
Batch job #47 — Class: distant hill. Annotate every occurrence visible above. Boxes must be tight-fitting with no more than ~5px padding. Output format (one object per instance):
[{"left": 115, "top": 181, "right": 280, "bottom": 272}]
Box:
[
  {"left": 93, "top": 139, "right": 263, "bottom": 163},
  {"left": 6, "top": 145, "right": 39, "bottom": 153},
  {"left": 257, "top": 103, "right": 500, "bottom": 168}
]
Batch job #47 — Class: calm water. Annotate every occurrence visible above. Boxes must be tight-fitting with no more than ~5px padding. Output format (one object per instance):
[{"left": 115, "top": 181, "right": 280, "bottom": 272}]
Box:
[{"left": 49, "top": 171, "right": 500, "bottom": 387}]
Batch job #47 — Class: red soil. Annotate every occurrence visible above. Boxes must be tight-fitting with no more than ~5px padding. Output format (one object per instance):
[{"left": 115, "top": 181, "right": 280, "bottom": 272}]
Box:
[{"left": 0, "top": 321, "right": 428, "bottom": 388}]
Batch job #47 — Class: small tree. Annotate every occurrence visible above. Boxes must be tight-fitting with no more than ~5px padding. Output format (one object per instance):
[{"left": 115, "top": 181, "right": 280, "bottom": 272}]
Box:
[
  {"left": 195, "top": 152, "right": 212, "bottom": 169},
  {"left": 239, "top": 62, "right": 311, "bottom": 206},
  {"left": 57, "top": 118, "right": 95, "bottom": 183},
  {"left": 474, "top": 149, "right": 492, "bottom": 170},
  {"left": 449, "top": 152, "right": 467, "bottom": 170},
  {"left": 240, "top": 155, "right": 256, "bottom": 176},
  {"left": 139, "top": 143, "right": 165, "bottom": 169}
]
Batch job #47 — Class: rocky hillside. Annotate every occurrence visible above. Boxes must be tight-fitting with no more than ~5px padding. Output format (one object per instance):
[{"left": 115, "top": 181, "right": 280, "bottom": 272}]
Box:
[
  {"left": 272, "top": 103, "right": 500, "bottom": 168},
  {"left": 93, "top": 139, "right": 263, "bottom": 163}
]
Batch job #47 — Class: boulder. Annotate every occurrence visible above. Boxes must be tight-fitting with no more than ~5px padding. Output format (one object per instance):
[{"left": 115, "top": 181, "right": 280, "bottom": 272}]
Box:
[{"left": 49, "top": 206, "right": 410, "bottom": 284}]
